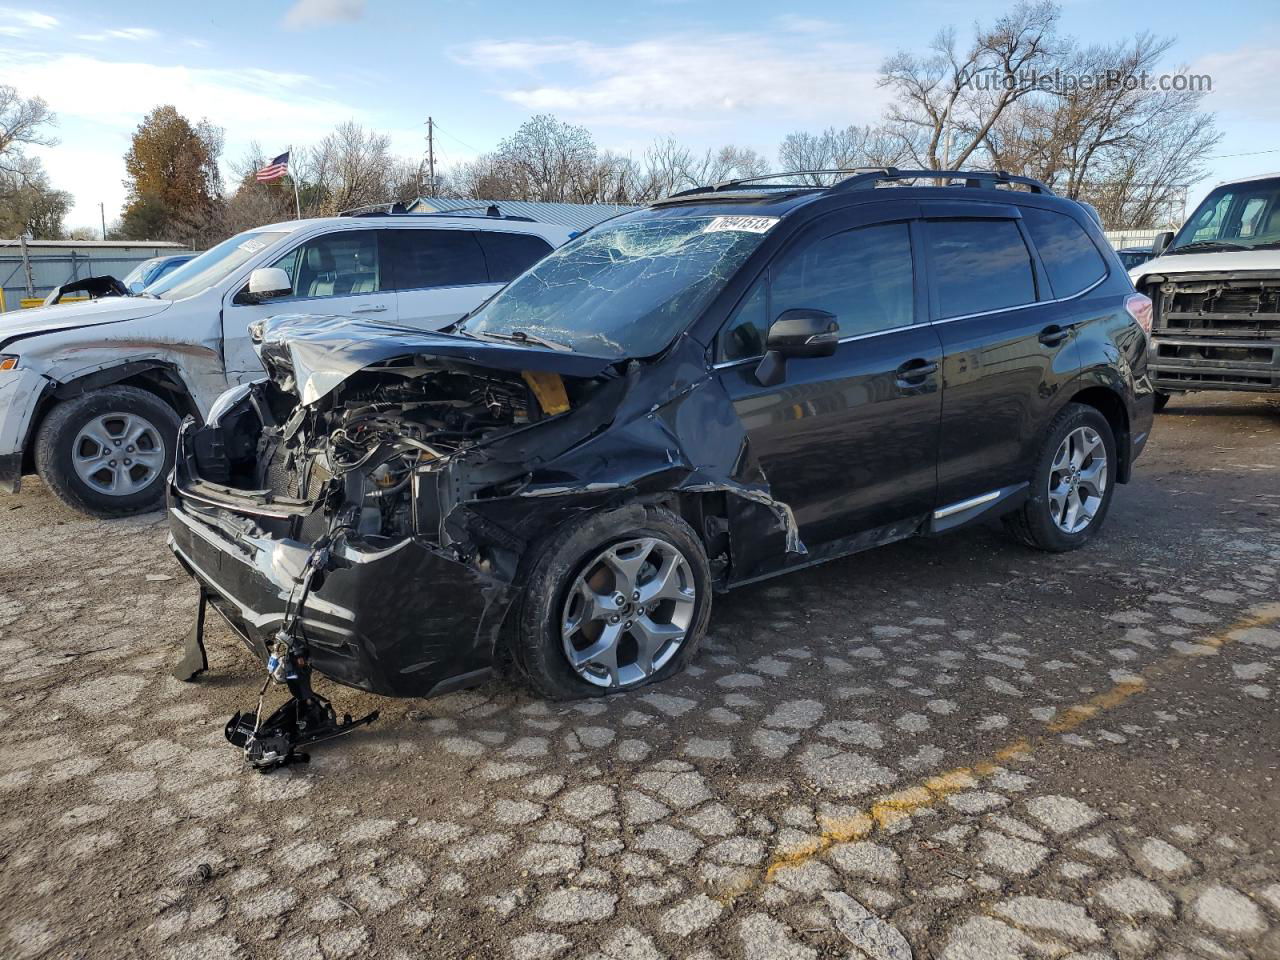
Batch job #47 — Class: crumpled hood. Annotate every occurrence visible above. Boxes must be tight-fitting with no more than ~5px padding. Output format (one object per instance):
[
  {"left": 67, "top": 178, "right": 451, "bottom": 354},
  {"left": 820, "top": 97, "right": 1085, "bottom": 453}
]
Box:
[
  {"left": 1130, "top": 247, "right": 1280, "bottom": 285},
  {"left": 0, "top": 295, "right": 172, "bottom": 349},
  {"left": 254, "top": 314, "right": 622, "bottom": 405}
]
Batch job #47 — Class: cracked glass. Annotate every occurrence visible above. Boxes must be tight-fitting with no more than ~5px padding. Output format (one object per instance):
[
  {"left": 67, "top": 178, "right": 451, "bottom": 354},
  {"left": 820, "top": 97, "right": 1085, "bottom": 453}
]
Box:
[{"left": 461, "top": 215, "right": 773, "bottom": 358}]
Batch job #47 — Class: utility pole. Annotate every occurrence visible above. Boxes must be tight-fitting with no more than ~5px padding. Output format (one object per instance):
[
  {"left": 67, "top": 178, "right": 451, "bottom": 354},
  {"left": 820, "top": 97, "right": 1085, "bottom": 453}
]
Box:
[
  {"left": 99, "top": 202, "right": 107, "bottom": 241},
  {"left": 425, "top": 117, "right": 436, "bottom": 197}
]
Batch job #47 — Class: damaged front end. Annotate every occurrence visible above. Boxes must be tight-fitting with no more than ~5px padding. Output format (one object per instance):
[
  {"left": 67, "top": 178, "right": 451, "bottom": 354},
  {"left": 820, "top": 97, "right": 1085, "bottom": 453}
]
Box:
[{"left": 168, "top": 315, "right": 803, "bottom": 763}]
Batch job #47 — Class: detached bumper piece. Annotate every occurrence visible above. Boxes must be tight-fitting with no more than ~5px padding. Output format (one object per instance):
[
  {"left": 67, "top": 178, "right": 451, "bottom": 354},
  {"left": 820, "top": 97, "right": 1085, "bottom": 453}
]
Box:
[
  {"left": 225, "top": 686, "right": 379, "bottom": 773},
  {"left": 223, "top": 617, "right": 380, "bottom": 772}
]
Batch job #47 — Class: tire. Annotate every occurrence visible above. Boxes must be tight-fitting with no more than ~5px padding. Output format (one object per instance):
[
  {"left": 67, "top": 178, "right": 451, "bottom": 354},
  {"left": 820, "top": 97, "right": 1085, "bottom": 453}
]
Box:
[
  {"left": 514, "top": 505, "right": 712, "bottom": 700},
  {"left": 34, "top": 385, "right": 181, "bottom": 518},
  {"left": 1153, "top": 391, "right": 1171, "bottom": 413},
  {"left": 1003, "top": 402, "right": 1117, "bottom": 553}
]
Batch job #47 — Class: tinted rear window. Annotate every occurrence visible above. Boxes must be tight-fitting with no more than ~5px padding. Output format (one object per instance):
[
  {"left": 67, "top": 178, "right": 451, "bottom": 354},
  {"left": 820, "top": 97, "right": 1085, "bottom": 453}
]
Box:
[
  {"left": 385, "top": 230, "right": 488, "bottom": 289},
  {"left": 1022, "top": 207, "right": 1107, "bottom": 297},
  {"left": 926, "top": 219, "right": 1036, "bottom": 318},
  {"left": 476, "top": 232, "right": 554, "bottom": 283}
]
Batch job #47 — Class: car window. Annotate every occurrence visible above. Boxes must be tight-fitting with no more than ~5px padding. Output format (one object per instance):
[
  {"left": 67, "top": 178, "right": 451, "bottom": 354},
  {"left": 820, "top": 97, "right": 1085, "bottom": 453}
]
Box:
[
  {"left": 149, "top": 230, "right": 288, "bottom": 301},
  {"left": 273, "top": 230, "right": 381, "bottom": 299},
  {"left": 925, "top": 219, "right": 1036, "bottom": 318},
  {"left": 1021, "top": 207, "right": 1107, "bottom": 298},
  {"left": 385, "top": 229, "right": 488, "bottom": 290},
  {"left": 152, "top": 259, "right": 186, "bottom": 282},
  {"left": 720, "top": 279, "right": 769, "bottom": 362},
  {"left": 771, "top": 222, "right": 915, "bottom": 338},
  {"left": 476, "top": 232, "right": 554, "bottom": 283}
]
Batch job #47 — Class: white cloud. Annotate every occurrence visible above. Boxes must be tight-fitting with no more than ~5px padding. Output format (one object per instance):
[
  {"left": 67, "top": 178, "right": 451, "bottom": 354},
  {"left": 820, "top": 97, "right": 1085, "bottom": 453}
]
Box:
[
  {"left": 0, "top": 50, "right": 374, "bottom": 226},
  {"left": 1193, "top": 43, "right": 1280, "bottom": 122},
  {"left": 283, "top": 0, "right": 366, "bottom": 29},
  {"left": 76, "top": 27, "right": 160, "bottom": 43},
  {"left": 0, "top": 7, "right": 57, "bottom": 37},
  {"left": 451, "top": 33, "right": 888, "bottom": 130}
]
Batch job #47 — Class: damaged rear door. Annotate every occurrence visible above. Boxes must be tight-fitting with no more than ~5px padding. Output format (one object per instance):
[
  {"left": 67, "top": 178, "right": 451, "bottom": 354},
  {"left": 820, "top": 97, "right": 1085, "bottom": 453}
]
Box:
[{"left": 714, "top": 205, "right": 942, "bottom": 557}]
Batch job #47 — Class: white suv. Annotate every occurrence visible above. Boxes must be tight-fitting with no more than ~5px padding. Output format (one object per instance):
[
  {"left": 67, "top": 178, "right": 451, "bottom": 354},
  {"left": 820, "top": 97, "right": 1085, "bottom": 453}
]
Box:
[{"left": 0, "top": 212, "right": 573, "bottom": 516}]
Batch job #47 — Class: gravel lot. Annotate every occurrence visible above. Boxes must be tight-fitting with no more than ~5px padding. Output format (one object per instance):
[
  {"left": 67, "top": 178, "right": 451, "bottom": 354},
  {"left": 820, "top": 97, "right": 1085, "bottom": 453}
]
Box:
[{"left": 1, "top": 391, "right": 1278, "bottom": 960}]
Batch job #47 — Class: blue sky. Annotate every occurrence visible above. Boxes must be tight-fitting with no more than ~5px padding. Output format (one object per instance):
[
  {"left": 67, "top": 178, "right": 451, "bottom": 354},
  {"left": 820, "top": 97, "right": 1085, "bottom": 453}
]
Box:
[{"left": 1, "top": 0, "right": 1276, "bottom": 231}]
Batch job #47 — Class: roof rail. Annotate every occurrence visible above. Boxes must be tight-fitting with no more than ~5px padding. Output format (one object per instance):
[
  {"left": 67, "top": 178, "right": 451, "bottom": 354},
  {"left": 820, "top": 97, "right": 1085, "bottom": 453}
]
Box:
[
  {"left": 662, "top": 167, "right": 1053, "bottom": 202},
  {"left": 666, "top": 169, "right": 887, "bottom": 198},
  {"left": 827, "top": 168, "right": 1053, "bottom": 195}
]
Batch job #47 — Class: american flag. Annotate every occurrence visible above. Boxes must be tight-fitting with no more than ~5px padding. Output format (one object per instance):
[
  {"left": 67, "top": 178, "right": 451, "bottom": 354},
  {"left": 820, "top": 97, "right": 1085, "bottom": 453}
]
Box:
[{"left": 256, "top": 151, "right": 290, "bottom": 182}]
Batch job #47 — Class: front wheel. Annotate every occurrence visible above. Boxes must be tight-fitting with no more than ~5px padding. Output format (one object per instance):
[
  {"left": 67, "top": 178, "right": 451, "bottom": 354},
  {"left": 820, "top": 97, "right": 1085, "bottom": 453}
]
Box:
[
  {"left": 1003, "top": 403, "right": 1117, "bottom": 552},
  {"left": 515, "top": 506, "right": 712, "bottom": 700},
  {"left": 34, "top": 385, "right": 180, "bottom": 517}
]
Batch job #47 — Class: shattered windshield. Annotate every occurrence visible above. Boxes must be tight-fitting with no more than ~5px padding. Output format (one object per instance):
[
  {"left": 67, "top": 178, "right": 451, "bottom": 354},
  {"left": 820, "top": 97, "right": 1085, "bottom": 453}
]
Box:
[
  {"left": 461, "top": 214, "right": 776, "bottom": 357},
  {"left": 1169, "top": 178, "right": 1280, "bottom": 253}
]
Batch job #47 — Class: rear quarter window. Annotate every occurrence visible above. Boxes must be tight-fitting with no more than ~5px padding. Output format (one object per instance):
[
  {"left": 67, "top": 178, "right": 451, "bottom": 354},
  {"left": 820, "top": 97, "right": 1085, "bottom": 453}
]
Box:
[
  {"left": 925, "top": 219, "right": 1036, "bottom": 318},
  {"left": 476, "top": 232, "right": 554, "bottom": 283},
  {"left": 1022, "top": 207, "right": 1108, "bottom": 298}
]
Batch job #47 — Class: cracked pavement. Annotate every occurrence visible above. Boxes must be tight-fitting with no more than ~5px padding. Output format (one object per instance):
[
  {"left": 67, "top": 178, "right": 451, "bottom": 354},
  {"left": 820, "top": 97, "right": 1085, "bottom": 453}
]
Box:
[{"left": 1, "top": 391, "right": 1278, "bottom": 960}]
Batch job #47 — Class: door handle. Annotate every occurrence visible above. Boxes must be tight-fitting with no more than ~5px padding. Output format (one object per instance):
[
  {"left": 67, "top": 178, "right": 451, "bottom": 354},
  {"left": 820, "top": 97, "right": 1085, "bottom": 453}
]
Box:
[
  {"left": 895, "top": 358, "right": 939, "bottom": 386},
  {"left": 1038, "top": 323, "right": 1076, "bottom": 346},
  {"left": 352, "top": 304, "right": 387, "bottom": 314}
]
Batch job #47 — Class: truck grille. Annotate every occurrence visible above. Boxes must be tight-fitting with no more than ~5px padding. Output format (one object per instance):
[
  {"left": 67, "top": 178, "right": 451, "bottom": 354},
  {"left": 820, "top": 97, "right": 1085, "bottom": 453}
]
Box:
[{"left": 1156, "top": 275, "right": 1280, "bottom": 334}]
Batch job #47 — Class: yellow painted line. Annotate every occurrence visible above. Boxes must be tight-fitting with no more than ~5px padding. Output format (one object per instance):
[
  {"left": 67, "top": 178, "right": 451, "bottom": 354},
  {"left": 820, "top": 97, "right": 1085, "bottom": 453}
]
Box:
[{"left": 725, "top": 601, "right": 1280, "bottom": 901}]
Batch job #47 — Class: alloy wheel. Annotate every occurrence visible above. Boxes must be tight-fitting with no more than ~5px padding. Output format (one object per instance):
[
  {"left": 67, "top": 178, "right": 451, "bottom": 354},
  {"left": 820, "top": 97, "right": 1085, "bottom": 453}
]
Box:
[
  {"left": 1048, "top": 425, "right": 1107, "bottom": 534},
  {"left": 72, "top": 412, "right": 166, "bottom": 496},
  {"left": 560, "top": 536, "right": 696, "bottom": 688}
]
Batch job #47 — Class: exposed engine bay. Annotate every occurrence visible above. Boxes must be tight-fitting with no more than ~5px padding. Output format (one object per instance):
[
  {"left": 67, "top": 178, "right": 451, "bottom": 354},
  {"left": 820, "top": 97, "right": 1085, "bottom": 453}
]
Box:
[{"left": 167, "top": 315, "right": 807, "bottom": 767}]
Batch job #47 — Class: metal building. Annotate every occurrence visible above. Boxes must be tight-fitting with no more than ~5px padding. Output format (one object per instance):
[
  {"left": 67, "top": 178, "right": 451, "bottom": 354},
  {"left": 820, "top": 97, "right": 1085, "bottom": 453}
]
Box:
[{"left": 0, "top": 239, "right": 188, "bottom": 311}]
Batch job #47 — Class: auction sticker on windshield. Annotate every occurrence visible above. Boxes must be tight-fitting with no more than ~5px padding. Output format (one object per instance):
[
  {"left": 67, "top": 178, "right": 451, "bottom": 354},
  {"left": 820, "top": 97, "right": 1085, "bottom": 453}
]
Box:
[{"left": 703, "top": 216, "right": 779, "bottom": 234}]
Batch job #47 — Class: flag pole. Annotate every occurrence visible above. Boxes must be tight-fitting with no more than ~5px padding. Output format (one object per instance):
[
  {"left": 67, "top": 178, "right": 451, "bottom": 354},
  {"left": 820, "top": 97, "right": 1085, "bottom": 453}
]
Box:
[{"left": 288, "top": 145, "right": 301, "bottom": 220}]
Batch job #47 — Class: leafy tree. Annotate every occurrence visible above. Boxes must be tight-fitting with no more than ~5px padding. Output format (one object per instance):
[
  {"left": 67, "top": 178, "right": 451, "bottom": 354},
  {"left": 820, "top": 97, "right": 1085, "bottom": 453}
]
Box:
[{"left": 121, "top": 105, "right": 223, "bottom": 242}]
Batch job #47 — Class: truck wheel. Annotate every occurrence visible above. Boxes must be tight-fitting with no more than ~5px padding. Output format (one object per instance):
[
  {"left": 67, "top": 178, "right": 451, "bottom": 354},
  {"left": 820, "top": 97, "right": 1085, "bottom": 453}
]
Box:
[
  {"left": 515, "top": 505, "right": 712, "bottom": 700},
  {"left": 1153, "top": 391, "right": 1171, "bottom": 413},
  {"left": 34, "top": 385, "right": 180, "bottom": 518},
  {"left": 1003, "top": 402, "right": 1117, "bottom": 553}
]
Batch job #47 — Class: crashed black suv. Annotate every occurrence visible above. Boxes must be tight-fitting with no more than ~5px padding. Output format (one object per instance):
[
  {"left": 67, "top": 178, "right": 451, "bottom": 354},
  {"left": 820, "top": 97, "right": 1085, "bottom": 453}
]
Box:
[{"left": 169, "top": 169, "right": 1155, "bottom": 707}]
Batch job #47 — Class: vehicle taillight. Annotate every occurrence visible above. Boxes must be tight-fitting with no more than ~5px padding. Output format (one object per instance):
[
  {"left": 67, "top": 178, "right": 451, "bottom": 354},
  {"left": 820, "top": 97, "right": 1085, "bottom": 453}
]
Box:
[{"left": 1125, "top": 293, "right": 1153, "bottom": 334}]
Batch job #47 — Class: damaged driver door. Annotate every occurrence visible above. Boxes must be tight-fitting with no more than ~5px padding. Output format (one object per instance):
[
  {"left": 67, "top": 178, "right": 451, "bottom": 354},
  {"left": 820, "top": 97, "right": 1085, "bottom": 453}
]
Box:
[{"left": 715, "top": 210, "right": 942, "bottom": 567}]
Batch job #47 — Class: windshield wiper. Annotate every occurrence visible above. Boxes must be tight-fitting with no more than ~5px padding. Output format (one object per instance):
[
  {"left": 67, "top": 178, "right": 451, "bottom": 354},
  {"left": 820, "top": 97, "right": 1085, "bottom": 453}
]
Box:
[
  {"left": 1169, "top": 240, "right": 1250, "bottom": 253},
  {"left": 475, "top": 329, "right": 573, "bottom": 351}
]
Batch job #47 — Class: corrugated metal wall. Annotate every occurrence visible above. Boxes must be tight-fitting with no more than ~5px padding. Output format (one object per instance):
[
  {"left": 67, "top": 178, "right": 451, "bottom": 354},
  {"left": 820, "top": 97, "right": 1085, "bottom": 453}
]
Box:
[{"left": 0, "top": 242, "right": 187, "bottom": 311}]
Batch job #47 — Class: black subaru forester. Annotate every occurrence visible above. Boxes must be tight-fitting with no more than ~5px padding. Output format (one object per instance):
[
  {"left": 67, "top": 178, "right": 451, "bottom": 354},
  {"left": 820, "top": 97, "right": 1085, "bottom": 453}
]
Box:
[{"left": 169, "top": 169, "right": 1154, "bottom": 728}]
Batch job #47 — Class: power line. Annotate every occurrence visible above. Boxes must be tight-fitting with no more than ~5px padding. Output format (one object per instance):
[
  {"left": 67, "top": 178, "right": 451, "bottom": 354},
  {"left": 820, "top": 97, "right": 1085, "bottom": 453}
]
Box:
[
  {"left": 430, "top": 121, "right": 483, "bottom": 155},
  {"left": 1209, "top": 147, "right": 1280, "bottom": 160}
]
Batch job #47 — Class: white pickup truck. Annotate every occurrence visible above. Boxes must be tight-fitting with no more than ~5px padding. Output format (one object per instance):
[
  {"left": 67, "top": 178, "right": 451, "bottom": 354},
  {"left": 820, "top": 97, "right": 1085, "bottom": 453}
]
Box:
[
  {"left": 0, "top": 211, "right": 572, "bottom": 516},
  {"left": 1129, "top": 172, "right": 1280, "bottom": 410}
]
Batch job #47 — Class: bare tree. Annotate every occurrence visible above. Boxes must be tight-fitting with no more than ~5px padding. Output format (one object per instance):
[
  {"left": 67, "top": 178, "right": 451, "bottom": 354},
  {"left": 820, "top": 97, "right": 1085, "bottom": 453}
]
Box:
[
  {"left": 879, "top": 1, "right": 1060, "bottom": 170},
  {"left": 302, "top": 121, "right": 401, "bottom": 215},
  {"left": 777, "top": 126, "right": 913, "bottom": 183},
  {"left": 983, "top": 33, "right": 1219, "bottom": 226},
  {"left": 0, "top": 85, "right": 57, "bottom": 181}
]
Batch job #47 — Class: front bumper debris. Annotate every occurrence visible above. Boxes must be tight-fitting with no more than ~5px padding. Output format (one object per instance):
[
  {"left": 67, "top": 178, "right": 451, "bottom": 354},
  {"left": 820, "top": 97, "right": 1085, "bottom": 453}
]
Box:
[{"left": 1150, "top": 334, "right": 1280, "bottom": 393}]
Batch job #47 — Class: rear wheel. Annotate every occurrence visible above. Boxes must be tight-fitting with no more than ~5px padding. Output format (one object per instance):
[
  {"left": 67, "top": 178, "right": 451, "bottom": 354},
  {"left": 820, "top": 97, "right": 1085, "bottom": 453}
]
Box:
[
  {"left": 515, "top": 506, "right": 711, "bottom": 700},
  {"left": 34, "top": 385, "right": 180, "bottom": 517},
  {"left": 1003, "top": 402, "right": 1116, "bottom": 552}
]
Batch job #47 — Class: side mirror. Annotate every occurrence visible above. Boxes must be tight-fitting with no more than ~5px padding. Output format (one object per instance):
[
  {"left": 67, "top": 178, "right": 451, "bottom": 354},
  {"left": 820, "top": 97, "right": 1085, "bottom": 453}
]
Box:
[
  {"left": 242, "top": 267, "right": 293, "bottom": 303},
  {"left": 755, "top": 308, "right": 839, "bottom": 386},
  {"left": 1151, "top": 231, "right": 1174, "bottom": 256}
]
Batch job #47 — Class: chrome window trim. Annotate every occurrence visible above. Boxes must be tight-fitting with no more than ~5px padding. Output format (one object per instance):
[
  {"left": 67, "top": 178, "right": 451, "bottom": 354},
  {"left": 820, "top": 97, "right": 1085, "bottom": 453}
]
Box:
[{"left": 930, "top": 271, "right": 1107, "bottom": 326}]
